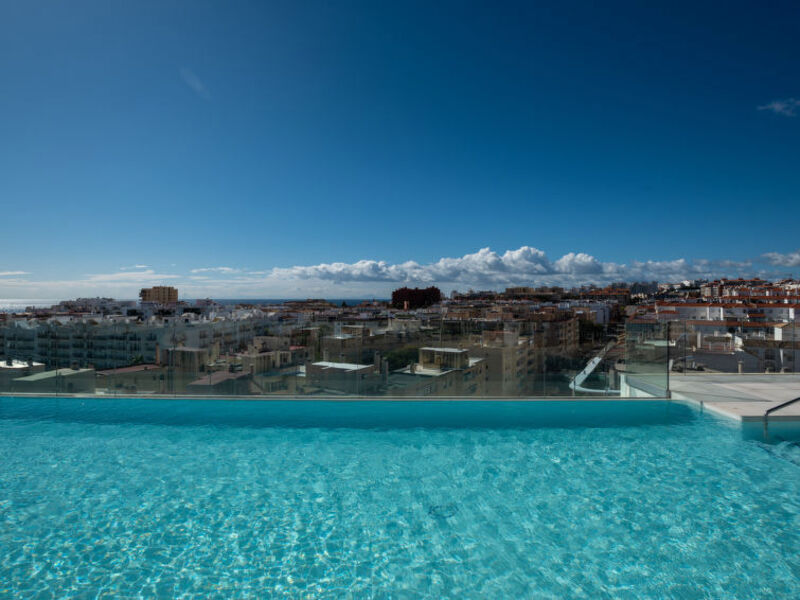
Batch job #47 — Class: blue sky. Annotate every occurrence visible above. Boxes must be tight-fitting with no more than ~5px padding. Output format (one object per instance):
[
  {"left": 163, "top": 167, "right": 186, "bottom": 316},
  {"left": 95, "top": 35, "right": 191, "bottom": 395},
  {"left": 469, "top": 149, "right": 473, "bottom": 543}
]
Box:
[{"left": 1, "top": 1, "right": 799, "bottom": 298}]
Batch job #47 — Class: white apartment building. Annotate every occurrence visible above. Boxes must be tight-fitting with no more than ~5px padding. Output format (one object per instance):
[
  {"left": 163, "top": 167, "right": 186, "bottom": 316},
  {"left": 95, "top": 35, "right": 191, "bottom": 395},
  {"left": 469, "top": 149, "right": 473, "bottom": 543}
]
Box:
[{"left": 0, "top": 311, "right": 269, "bottom": 370}]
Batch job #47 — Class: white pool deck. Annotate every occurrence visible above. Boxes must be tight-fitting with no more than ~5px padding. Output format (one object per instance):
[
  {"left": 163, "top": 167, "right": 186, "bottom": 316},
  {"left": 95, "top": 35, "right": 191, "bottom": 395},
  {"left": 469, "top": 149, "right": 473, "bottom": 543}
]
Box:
[{"left": 670, "top": 374, "right": 800, "bottom": 423}]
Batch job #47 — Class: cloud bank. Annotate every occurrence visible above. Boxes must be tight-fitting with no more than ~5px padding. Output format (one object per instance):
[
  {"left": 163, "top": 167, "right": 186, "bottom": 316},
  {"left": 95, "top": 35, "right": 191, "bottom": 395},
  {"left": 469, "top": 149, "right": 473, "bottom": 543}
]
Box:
[
  {"left": 269, "top": 247, "right": 753, "bottom": 288},
  {"left": 762, "top": 250, "right": 800, "bottom": 267},
  {"left": 0, "top": 246, "right": 795, "bottom": 300},
  {"left": 191, "top": 267, "right": 242, "bottom": 274}
]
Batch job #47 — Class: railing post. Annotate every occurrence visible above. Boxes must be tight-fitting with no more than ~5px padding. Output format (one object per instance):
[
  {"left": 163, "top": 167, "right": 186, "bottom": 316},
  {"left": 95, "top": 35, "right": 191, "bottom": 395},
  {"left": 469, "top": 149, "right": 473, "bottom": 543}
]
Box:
[{"left": 666, "top": 321, "right": 671, "bottom": 399}]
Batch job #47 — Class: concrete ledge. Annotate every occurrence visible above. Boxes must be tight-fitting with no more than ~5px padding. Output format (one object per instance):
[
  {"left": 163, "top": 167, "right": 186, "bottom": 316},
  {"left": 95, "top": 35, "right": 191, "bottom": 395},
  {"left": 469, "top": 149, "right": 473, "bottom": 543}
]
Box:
[
  {"left": 671, "top": 374, "right": 800, "bottom": 424},
  {"left": 0, "top": 392, "right": 669, "bottom": 402}
]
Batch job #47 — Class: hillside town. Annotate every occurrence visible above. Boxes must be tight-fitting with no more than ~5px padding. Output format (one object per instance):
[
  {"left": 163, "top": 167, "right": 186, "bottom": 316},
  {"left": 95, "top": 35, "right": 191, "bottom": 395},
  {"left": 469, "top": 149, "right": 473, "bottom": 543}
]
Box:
[{"left": 1, "top": 278, "right": 799, "bottom": 396}]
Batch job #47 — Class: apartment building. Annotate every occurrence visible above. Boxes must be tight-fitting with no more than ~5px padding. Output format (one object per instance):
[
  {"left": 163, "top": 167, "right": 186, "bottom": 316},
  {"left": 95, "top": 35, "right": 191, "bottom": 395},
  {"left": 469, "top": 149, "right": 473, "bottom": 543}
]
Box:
[
  {"left": 0, "top": 312, "right": 268, "bottom": 370},
  {"left": 238, "top": 349, "right": 293, "bottom": 374},
  {"left": 139, "top": 286, "right": 179, "bottom": 304},
  {"left": 388, "top": 347, "right": 487, "bottom": 397},
  {"left": 469, "top": 330, "right": 533, "bottom": 396},
  {"left": 531, "top": 316, "right": 580, "bottom": 355},
  {"left": 655, "top": 302, "right": 799, "bottom": 323},
  {"left": 320, "top": 330, "right": 398, "bottom": 364},
  {"left": 304, "top": 360, "right": 384, "bottom": 395}
]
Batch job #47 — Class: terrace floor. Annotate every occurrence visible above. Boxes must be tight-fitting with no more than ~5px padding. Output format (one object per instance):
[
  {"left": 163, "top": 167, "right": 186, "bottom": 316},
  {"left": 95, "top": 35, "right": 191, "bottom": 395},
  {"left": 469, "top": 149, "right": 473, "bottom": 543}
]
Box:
[{"left": 670, "top": 374, "right": 800, "bottom": 422}]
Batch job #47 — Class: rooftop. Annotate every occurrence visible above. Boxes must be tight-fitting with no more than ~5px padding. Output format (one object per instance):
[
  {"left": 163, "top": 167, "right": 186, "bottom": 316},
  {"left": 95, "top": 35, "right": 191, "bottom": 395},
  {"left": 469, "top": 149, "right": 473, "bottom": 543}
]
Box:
[
  {"left": 14, "top": 368, "right": 94, "bottom": 382},
  {"left": 311, "top": 361, "right": 372, "bottom": 371},
  {"left": 186, "top": 371, "right": 251, "bottom": 386},
  {"left": 419, "top": 347, "right": 467, "bottom": 353},
  {"left": 0, "top": 359, "right": 45, "bottom": 369},
  {"left": 96, "top": 364, "right": 161, "bottom": 375}
]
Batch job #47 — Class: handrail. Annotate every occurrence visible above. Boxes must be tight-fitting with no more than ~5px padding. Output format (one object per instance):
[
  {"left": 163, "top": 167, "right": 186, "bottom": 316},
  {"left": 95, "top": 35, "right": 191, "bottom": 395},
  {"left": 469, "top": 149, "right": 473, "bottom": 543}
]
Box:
[
  {"left": 765, "top": 396, "right": 800, "bottom": 418},
  {"left": 763, "top": 396, "right": 800, "bottom": 439}
]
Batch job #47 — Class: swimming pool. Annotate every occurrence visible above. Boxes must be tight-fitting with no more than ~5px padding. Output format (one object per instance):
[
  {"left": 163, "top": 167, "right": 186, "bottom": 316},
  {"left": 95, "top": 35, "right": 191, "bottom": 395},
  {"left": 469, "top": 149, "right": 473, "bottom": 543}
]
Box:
[{"left": 1, "top": 397, "right": 799, "bottom": 598}]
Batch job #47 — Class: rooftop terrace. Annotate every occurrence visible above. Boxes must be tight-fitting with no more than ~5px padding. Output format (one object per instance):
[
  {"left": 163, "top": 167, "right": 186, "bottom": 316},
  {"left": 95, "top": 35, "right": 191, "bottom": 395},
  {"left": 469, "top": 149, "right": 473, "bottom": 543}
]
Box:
[{"left": 671, "top": 373, "right": 800, "bottom": 423}]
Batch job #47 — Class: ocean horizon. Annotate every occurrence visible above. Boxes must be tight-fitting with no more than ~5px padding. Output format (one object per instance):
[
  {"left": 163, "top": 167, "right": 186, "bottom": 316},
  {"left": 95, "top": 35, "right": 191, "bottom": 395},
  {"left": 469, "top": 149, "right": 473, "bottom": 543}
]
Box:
[{"left": 0, "top": 298, "right": 389, "bottom": 312}]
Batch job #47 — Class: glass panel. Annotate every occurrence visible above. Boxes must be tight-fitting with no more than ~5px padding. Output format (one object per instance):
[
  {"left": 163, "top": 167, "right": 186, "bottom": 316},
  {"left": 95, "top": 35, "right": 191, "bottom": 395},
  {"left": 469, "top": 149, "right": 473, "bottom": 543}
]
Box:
[
  {"left": 668, "top": 319, "right": 800, "bottom": 375},
  {"left": 0, "top": 296, "right": 672, "bottom": 399},
  {"left": 622, "top": 321, "right": 670, "bottom": 397}
]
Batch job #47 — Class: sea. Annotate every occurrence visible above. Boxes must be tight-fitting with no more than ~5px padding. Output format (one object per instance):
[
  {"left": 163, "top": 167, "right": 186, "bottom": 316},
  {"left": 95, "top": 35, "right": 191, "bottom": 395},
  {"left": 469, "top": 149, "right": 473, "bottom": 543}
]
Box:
[{"left": 0, "top": 298, "right": 387, "bottom": 313}]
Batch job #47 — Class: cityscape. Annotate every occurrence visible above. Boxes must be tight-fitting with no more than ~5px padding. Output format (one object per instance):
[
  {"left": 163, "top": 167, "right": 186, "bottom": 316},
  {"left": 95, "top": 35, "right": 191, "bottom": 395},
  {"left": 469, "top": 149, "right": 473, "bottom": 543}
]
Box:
[
  {"left": 2, "top": 1, "right": 799, "bottom": 597},
  {"left": 1, "top": 275, "right": 798, "bottom": 398}
]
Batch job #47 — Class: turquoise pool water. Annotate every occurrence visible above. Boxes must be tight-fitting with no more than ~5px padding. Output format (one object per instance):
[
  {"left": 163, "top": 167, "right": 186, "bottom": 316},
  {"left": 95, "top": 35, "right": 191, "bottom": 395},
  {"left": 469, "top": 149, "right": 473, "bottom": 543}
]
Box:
[{"left": 1, "top": 398, "right": 799, "bottom": 598}]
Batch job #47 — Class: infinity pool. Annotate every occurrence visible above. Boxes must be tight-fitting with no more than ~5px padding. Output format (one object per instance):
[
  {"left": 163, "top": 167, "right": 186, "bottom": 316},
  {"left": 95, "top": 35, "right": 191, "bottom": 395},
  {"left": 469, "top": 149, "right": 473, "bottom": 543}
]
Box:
[{"left": 1, "top": 398, "right": 799, "bottom": 598}]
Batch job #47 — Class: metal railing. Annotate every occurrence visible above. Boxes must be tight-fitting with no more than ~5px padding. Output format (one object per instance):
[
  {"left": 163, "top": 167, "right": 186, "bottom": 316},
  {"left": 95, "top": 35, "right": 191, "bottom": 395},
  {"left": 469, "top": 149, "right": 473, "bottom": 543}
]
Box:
[{"left": 763, "top": 396, "right": 800, "bottom": 439}]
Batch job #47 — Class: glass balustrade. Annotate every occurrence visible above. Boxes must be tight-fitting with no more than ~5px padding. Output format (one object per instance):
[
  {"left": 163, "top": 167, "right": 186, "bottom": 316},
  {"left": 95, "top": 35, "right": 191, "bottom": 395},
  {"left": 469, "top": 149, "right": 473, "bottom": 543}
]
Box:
[{"left": 0, "top": 300, "right": 671, "bottom": 399}]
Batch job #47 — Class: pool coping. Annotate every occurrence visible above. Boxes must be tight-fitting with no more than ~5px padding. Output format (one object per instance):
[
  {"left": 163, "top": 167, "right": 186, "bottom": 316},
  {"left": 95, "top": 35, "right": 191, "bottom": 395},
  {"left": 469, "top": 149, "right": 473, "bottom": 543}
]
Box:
[{"left": 0, "top": 392, "right": 672, "bottom": 402}]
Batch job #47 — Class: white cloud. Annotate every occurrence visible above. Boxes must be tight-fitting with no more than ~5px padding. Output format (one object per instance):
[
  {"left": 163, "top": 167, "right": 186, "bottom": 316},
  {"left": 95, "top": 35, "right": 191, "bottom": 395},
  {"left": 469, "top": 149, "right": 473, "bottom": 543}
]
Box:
[
  {"left": 762, "top": 250, "right": 800, "bottom": 267},
  {"left": 180, "top": 68, "right": 210, "bottom": 100},
  {"left": 269, "top": 247, "right": 757, "bottom": 289},
  {"left": 85, "top": 269, "right": 180, "bottom": 283},
  {"left": 120, "top": 264, "right": 150, "bottom": 270},
  {"left": 757, "top": 98, "right": 800, "bottom": 117},
  {"left": 270, "top": 247, "right": 555, "bottom": 285},
  {"left": 0, "top": 246, "right": 794, "bottom": 300},
  {"left": 553, "top": 252, "right": 603, "bottom": 274},
  {"left": 0, "top": 270, "right": 182, "bottom": 301},
  {"left": 0, "top": 271, "right": 29, "bottom": 277},
  {"left": 190, "top": 267, "right": 242, "bottom": 274},
  {"left": 694, "top": 259, "right": 752, "bottom": 269}
]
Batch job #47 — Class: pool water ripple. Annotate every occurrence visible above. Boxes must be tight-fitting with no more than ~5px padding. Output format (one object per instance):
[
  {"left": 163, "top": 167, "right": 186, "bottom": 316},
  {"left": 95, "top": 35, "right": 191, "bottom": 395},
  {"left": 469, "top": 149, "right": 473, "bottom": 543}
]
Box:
[{"left": 1, "top": 400, "right": 799, "bottom": 598}]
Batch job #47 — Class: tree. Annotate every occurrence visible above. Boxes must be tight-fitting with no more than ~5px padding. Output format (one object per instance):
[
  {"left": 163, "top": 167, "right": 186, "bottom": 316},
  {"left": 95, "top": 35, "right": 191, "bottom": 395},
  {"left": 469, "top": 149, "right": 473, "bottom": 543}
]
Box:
[
  {"left": 385, "top": 347, "right": 420, "bottom": 371},
  {"left": 579, "top": 321, "right": 605, "bottom": 345},
  {"left": 391, "top": 286, "right": 442, "bottom": 310}
]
